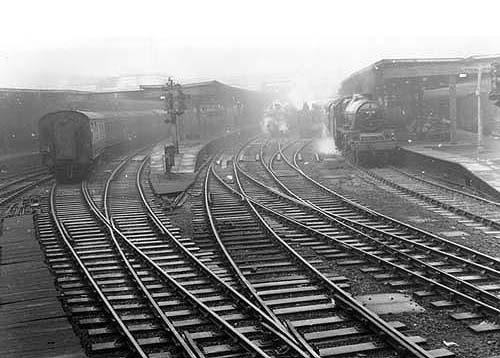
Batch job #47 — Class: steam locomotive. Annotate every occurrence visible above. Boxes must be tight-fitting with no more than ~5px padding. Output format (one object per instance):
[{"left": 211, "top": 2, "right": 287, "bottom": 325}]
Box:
[
  {"left": 263, "top": 101, "right": 295, "bottom": 137},
  {"left": 297, "top": 102, "right": 326, "bottom": 138},
  {"left": 38, "top": 109, "right": 164, "bottom": 181},
  {"left": 327, "top": 95, "right": 396, "bottom": 163}
]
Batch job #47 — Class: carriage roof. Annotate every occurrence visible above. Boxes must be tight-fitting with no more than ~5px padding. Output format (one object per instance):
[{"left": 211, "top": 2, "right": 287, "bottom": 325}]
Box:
[{"left": 40, "top": 109, "right": 166, "bottom": 123}]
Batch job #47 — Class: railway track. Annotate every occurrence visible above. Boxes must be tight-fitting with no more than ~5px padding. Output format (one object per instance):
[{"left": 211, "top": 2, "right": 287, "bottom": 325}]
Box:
[
  {"left": 359, "top": 166, "right": 500, "bottom": 234},
  {"left": 0, "top": 166, "right": 48, "bottom": 183},
  {"left": 203, "top": 139, "right": 449, "bottom": 358},
  {"left": 0, "top": 169, "right": 52, "bottom": 216},
  {"left": 30, "top": 134, "right": 500, "bottom": 357},
  {"left": 231, "top": 138, "right": 500, "bottom": 336},
  {"left": 36, "top": 147, "right": 320, "bottom": 358},
  {"left": 99, "top": 150, "right": 325, "bottom": 357}
]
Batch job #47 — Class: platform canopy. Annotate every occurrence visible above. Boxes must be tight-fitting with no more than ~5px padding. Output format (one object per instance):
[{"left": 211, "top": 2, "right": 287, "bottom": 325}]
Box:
[
  {"left": 339, "top": 55, "right": 500, "bottom": 98},
  {"left": 338, "top": 55, "right": 500, "bottom": 142}
]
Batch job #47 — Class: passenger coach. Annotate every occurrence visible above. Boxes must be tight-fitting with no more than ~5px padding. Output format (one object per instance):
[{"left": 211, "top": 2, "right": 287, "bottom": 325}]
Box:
[{"left": 38, "top": 110, "right": 163, "bottom": 181}]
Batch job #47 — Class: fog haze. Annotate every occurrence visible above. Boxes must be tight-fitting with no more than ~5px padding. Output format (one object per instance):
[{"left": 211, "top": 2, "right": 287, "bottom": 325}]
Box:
[{"left": 1, "top": 0, "right": 499, "bottom": 103}]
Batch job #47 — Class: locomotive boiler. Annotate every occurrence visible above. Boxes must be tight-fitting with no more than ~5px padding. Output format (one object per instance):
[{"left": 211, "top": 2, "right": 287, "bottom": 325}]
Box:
[
  {"left": 38, "top": 109, "right": 163, "bottom": 181},
  {"left": 328, "top": 95, "right": 396, "bottom": 163}
]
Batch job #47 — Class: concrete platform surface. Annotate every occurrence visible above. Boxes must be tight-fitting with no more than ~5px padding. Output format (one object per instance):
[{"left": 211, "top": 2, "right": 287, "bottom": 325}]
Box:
[
  {"left": 403, "top": 130, "right": 500, "bottom": 196},
  {"left": 150, "top": 140, "right": 203, "bottom": 196},
  {"left": 0, "top": 216, "right": 85, "bottom": 358}
]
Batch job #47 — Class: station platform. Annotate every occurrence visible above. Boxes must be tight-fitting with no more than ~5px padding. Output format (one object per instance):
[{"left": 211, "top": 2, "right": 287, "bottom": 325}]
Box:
[
  {"left": 0, "top": 216, "right": 85, "bottom": 358},
  {"left": 401, "top": 130, "right": 500, "bottom": 199},
  {"left": 149, "top": 140, "right": 204, "bottom": 196}
]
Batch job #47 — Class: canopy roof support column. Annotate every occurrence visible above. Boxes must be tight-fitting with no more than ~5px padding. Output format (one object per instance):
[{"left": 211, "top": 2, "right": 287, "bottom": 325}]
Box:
[{"left": 449, "top": 75, "right": 457, "bottom": 143}]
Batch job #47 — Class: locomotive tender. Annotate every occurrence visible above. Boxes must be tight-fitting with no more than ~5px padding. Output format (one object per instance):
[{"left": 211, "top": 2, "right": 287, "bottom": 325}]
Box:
[
  {"left": 38, "top": 109, "right": 163, "bottom": 181},
  {"left": 328, "top": 95, "right": 396, "bottom": 163}
]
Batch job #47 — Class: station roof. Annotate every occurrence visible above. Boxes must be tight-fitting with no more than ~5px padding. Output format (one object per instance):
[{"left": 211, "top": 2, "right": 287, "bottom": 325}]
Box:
[
  {"left": 340, "top": 55, "right": 500, "bottom": 96},
  {"left": 140, "top": 80, "right": 252, "bottom": 94},
  {"left": 140, "top": 80, "right": 265, "bottom": 103}
]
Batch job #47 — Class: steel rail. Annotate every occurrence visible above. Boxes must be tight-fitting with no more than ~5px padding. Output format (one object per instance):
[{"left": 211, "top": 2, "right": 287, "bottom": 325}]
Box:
[
  {"left": 49, "top": 184, "right": 149, "bottom": 357},
  {"left": 83, "top": 186, "right": 199, "bottom": 357},
  {"left": 239, "top": 140, "right": 500, "bottom": 316},
  {"left": 0, "top": 167, "right": 47, "bottom": 182},
  {"left": 268, "top": 142, "right": 500, "bottom": 312},
  {"left": 268, "top": 145, "right": 500, "bottom": 280},
  {"left": 0, "top": 175, "right": 52, "bottom": 206},
  {"left": 360, "top": 165, "right": 500, "bottom": 229},
  {"left": 257, "top": 140, "right": 300, "bottom": 200},
  {"left": 290, "top": 140, "right": 500, "bottom": 271},
  {"left": 84, "top": 154, "right": 277, "bottom": 358},
  {"left": 203, "top": 160, "right": 321, "bottom": 358},
  {"left": 84, "top": 151, "right": 314, "bottom": 358},
  {"left": 85, "top": 154, "right": 200, "bottom": 358},
  {"left": 229, "top": 165, "right": 500, "bottom": 319},
  {"left": 85, "top": 183, "right": 282, "bottom": 358},
  {"left": 233, "top": 142, "right": 500, "bottom": 320},
  {"left": 161, "top": 128, "right": 254, "bottom": 209},
  {"left": 227, "top": 141, "right": 434, "bottom": 358},
  {"left": 203, "top": 162, "right": 283, "bottom": 323},
  {"left": 0, "top": 169, "right": 49, "bottom": 192},
  {"left": 134, "top": 155, "right": 315, "bottom": 358},
  {"left": 389, "top": 165, "right": 500, "bottom": 207}
]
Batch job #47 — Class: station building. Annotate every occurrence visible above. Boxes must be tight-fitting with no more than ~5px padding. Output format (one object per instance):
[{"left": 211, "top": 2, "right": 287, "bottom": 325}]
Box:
[
  {"left": 0, "top": 80, "right": 268, "bottom": 155},
  {"left": 339, "top": 55, "right": 500, "bottom": 142},
  {"left": 140, "top": 80, "right": 269, "bottom": 140}
]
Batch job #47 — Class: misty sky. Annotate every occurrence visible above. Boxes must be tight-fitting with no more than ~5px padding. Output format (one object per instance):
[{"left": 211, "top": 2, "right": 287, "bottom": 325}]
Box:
[{"left": 1, "top": 0, "right": 499, "bottom": 102}]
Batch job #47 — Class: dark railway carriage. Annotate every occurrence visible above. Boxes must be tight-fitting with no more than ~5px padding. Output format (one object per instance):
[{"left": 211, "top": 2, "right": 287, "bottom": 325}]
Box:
[
  {"left": 328, "top": 95, "right": 396, "bottom": 164},
  {"left": 39, "top": 110, "right": 162, "bottom": 181}
]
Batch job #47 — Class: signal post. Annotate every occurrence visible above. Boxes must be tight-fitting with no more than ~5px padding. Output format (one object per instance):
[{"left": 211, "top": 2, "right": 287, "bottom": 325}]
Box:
[{"left": 161, "top": 77, "right": 186, "bottom": 173}]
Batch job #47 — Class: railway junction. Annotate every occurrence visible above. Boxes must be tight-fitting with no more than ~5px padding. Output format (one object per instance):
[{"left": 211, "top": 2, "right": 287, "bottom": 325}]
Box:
[{"left": 3, "top": 57, "right": 500, "bottom": 358}]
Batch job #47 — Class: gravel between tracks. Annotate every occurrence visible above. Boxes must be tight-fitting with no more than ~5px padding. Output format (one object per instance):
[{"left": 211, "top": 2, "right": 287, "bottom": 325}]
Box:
[
  {"left": 314, "top": 161, "right": 500, "bottom": 259},
  {"left": 299, "top": 155, "right": 500, "bottom": 358},
  {"left": 151, "top": 138, "right": 500, "bottom": 358}
]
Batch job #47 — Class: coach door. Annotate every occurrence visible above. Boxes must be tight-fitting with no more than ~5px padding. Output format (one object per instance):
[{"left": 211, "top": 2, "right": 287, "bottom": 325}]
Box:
[{"left": 54, "top": 118, "right": 77, "bottom": 160}]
